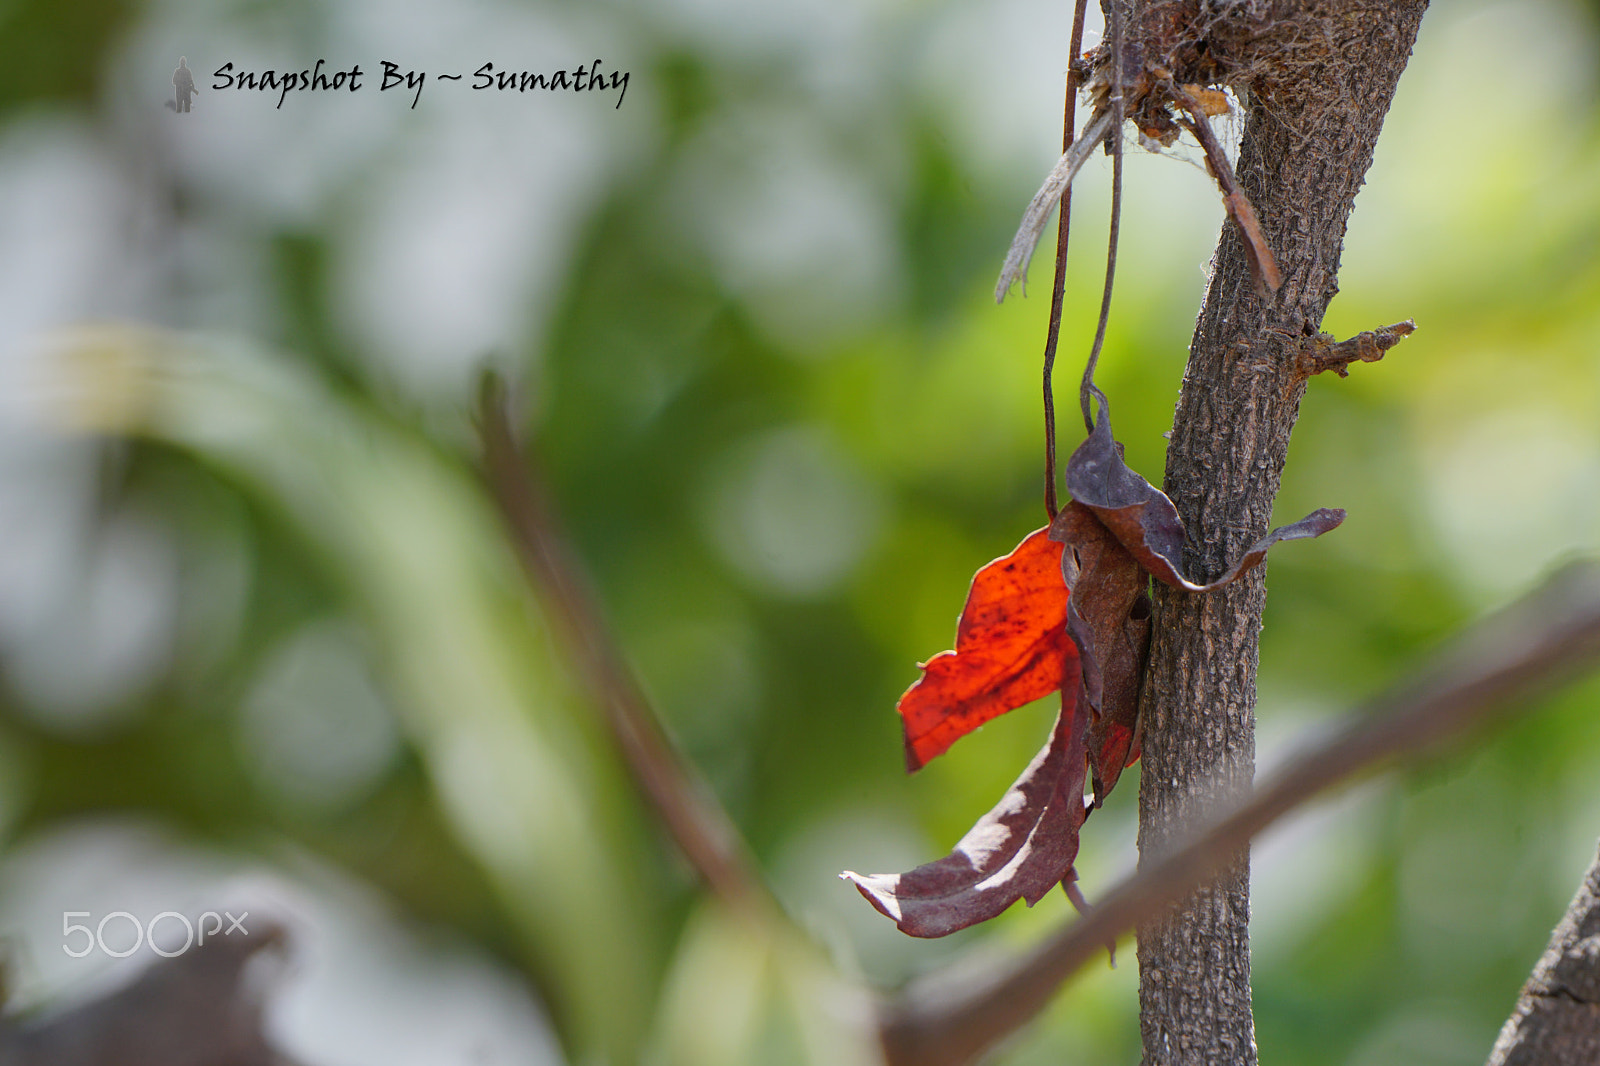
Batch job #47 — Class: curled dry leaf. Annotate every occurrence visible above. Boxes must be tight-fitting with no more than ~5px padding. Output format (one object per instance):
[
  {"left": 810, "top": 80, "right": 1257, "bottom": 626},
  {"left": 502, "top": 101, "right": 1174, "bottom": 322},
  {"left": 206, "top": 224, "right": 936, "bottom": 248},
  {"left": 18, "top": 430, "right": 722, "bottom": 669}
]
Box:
[
  {"left": 1051, "top": 500, "right": 1151, "bottom": 802},
  {"left": 1058, "top": 393, "right": 1342, "bottom": 801},
  {"left": 1064, "top": 397, "right": 1344, "bottom": 595},
  {"left": 845, "top": 528, "right": 1090, "bottom": 937},
  {"left": 844, "top": 685, "right": 1088, "bottom": 938},
  {"left": 845, "top": 394, "right": 1344, "bottom": 935}
]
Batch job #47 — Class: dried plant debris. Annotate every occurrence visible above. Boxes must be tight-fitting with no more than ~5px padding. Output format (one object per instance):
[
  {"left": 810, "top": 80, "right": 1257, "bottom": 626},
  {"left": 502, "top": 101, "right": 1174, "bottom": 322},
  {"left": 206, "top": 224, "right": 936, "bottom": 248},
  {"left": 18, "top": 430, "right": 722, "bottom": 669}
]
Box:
[
  {"left": 995, "top": 0, "right": 1348, "bottom": 301},
  {"left": 995, "top": 108, "right": 1116, "bottom": 301},
  {"left": 843, "top": 393, "right": 1342, "bottom": 935},
  {"left": 1171, "top": 86, "right": 1282, "bottom": 295},
  {"left": 858, "top": 0, "right": 1383, "bottom": 940}
]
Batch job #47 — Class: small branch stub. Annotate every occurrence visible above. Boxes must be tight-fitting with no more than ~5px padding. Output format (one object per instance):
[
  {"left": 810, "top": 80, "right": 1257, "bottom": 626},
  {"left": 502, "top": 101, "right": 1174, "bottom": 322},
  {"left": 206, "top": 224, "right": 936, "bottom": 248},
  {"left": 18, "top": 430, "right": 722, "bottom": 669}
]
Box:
[{"left": 1297, "top": 319, "right": 1416, "bottom": 378}]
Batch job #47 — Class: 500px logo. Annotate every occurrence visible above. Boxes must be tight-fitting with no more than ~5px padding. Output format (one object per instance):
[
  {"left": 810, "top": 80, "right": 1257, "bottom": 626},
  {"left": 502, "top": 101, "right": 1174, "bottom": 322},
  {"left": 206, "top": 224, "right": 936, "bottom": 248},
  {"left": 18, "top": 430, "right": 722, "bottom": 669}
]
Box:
[{"left": 61, "top": 910, "right": 251, "bottom": 958}]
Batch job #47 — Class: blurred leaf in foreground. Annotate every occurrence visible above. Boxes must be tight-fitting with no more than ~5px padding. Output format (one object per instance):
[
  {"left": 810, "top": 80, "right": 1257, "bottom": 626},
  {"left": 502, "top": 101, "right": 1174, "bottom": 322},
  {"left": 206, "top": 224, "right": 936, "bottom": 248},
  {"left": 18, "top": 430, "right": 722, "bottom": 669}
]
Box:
[{"left": 48, "top": 324, "right": 660, "bottom": 1063}]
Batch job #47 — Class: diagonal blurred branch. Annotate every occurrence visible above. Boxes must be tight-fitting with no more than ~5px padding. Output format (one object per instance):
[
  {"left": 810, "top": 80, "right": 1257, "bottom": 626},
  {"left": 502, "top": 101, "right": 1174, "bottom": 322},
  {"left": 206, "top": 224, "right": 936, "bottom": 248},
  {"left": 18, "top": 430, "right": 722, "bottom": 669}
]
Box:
[
  {"left": 880, "top": 559, "right": 1600, "bottom": 1066},
  {"left": 476, "top": 375, "right": 772, "bottom": 916}
]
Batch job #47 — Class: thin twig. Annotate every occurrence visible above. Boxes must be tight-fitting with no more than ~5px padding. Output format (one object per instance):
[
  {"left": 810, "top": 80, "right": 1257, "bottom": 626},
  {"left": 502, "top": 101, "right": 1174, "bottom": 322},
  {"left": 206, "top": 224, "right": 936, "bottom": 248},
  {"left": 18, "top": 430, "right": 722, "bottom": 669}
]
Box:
[
  {"left": 1173, "top": 89, "right": 1283, "bottom": 295},
  {"left": 1079, "top": 0, "right": 1126, "bottom": 432},
  {"left": 879, "top": 559, "right": 1600, "bottom": 1066},
  {"left": 476, "top": 376, "right": 771, "bottom": 916},
  {"left": 1042, "top": 0, "right": 1091, "bottom": 519}
]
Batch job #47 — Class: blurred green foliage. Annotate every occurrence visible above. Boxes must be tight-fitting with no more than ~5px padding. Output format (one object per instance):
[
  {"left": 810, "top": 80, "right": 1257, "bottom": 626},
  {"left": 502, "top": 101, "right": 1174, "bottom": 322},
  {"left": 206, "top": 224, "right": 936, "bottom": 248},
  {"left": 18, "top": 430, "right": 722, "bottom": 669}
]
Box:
[
  {"left": 2, "top": 1, "right": 1599, "bottom": 1064},
  {"left": 0, "top": 0, "right": 137, "bottom": 107}
]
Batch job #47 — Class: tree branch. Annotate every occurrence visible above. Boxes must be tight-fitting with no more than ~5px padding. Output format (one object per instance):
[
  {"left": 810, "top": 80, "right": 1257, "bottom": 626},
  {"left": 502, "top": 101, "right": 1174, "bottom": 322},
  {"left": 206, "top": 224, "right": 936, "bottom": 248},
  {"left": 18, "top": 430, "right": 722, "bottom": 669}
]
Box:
[
  {"left": 879, "top": 559, "right": 1600, "bottom": 1066},
  {"left": 1487, "top": 838, "right": 1600, "bottom": 1065},
  {"left": 1134, "top": 3, "right": 1428, "bottom": 1061},
  {"left": 476, "top": 377, "right": 772, "bottom": 917}
]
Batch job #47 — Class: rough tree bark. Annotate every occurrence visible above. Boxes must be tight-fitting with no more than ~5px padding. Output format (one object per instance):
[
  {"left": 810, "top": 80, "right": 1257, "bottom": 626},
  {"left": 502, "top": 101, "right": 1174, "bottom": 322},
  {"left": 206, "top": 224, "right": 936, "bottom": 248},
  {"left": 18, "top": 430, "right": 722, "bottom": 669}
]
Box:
[
  {"left": 1134, "top": 3, "right": 1429, "bottom": 1062},
  {"left": 1486, "top": 840, "right": 1600, "bottom": 1065}
]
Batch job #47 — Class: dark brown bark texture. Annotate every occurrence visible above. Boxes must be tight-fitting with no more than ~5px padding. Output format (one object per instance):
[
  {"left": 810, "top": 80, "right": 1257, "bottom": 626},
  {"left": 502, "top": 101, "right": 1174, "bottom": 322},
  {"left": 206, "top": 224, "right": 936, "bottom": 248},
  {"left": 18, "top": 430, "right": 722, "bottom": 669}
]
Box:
[
  {"left": 1486, "top": 841, "right": 1600, "bottom": 1066},
  {"left": 1133, "top": 3, "right": 1429, "bottom": 1063},
  {"left": 0, "top": 921, "right": 295, "bottom": 1066}
]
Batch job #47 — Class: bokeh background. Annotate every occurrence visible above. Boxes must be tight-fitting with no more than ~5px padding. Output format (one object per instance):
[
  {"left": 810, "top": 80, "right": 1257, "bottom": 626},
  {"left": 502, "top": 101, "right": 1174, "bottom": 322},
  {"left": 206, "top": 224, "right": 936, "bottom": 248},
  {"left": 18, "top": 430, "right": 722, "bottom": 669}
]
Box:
[{"left": 1, "top": 0, "right": 1598, "bottom": 1063}]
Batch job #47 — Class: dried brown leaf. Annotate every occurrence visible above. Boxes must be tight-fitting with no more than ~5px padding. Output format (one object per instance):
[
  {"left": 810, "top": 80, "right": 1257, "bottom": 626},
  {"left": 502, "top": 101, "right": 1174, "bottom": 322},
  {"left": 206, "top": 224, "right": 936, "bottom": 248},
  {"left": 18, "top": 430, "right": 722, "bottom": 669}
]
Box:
[
  {"left": 1050, "top": 501, "right": 1150, "bottom": 802},
  {"left": 1064, "top": 398, "right": 1343, "bottom": 593},
  {"left": 843, "top": 688, "right": 1089, "bottom": 937}
]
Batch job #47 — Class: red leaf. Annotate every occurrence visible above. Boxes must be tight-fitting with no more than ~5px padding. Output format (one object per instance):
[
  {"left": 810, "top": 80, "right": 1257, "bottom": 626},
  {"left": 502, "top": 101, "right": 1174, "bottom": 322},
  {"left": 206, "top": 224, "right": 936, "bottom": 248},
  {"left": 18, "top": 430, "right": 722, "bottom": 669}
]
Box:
[
  {"left": 843, "top": 679, "right": 1088, "bottom": 937},
  {"left": 898, "top": 528, "right": 1076, "bottom": 771}
]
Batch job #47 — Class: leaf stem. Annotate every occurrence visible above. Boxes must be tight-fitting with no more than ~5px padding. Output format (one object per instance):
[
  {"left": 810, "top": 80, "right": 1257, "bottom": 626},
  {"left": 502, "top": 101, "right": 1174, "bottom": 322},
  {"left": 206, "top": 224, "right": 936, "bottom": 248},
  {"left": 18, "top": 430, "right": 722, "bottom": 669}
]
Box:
[
  {"left": 1042, "top": 0, "right": 1090, "bottom": 519},
  {"left": 1079, "top": 0, "right": 1126, "bottom": 432}
]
